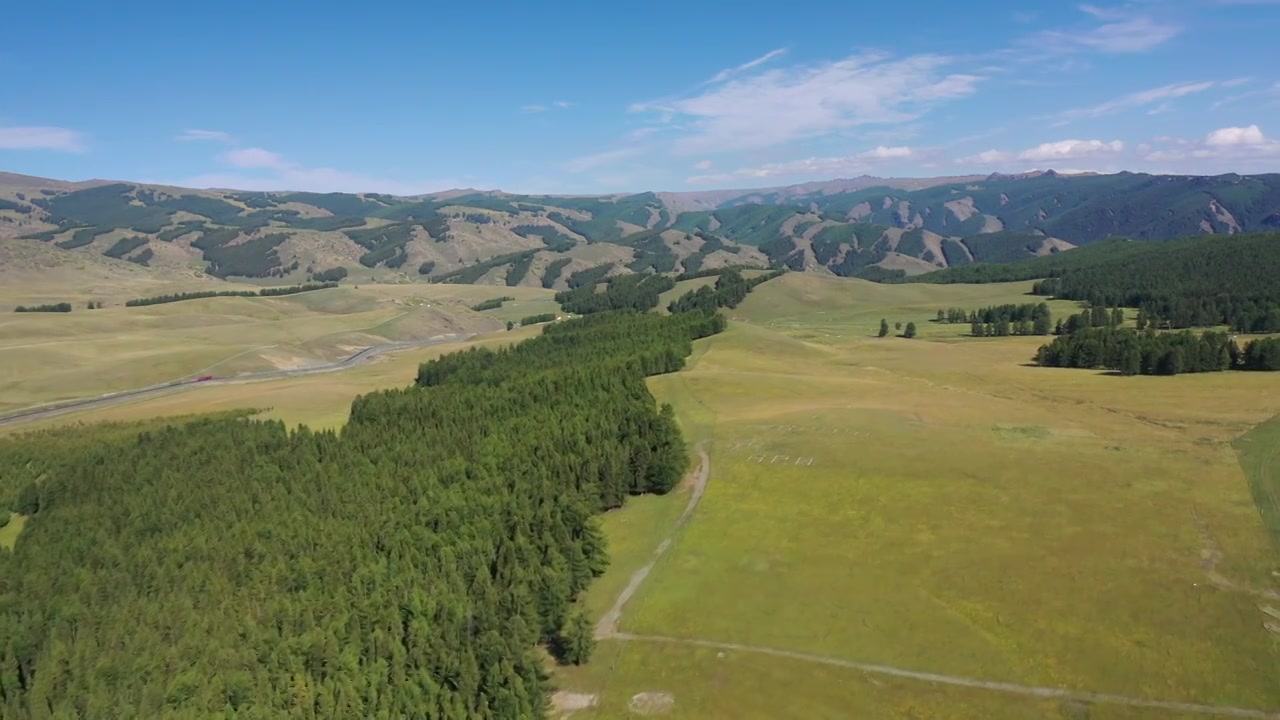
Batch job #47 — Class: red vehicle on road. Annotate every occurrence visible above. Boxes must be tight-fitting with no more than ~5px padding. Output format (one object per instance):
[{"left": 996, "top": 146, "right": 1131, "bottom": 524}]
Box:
[{"left": 194, "top": 375, "right": 214, "bottom": 382}]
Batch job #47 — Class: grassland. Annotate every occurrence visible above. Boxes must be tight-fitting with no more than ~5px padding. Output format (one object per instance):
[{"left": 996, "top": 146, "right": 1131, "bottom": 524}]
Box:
[
  {"left": 554, "top": 274, "right": 1280, "bottom": 718},
  {"left": 7, "top": 271, "right": 1278, "bottom": 718}
]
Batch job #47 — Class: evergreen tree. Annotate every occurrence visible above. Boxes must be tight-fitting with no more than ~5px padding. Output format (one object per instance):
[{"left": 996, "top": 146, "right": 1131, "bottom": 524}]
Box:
[
  {"left": 903, "top": 322, "right": 917, "bottom": 339},
  {"left": 555, "top": 610, "right": 595, "bottom": 666},
  {"left": 936, "top": 309, "right": 945, "bottom": 322},
  {"left": 879, "top": 319, "right": 890, "bottom": 338}
]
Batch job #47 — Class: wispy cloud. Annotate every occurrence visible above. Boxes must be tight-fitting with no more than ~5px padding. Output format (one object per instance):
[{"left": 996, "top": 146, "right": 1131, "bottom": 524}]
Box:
[
  {"left": 1211, "top": 80, "right": 1280, "bottom": 109},
  {"left": 631, "top": 52, "right": 982, "bottom": 155},
  {"left": 223, "top": 147, "right": 288, "bottom": 169},
  {"left": 176, "top": 129, "right": 234, "bottom": 144},
  {"left": 1057, "top": 80, "right": 1217, "bottom": 120},
  {"left": 0, "top": 126, "right": 85, "bottom": 152},
  {"left": 521, "top": 101, "right": 574, "bottom": 114},
  {"left": 563, "top": 147, "right": 644, "bottom": 173},
  {"left": 684, "top": 145, "right": 916, "bottom": 185},
  {"left": 1027, "top": 4, "right": 1180, "bottom": 53},
  {"left": 173, "top": 138, "right": 456, "bottom": 194},
  {"left": 707, "top": 48, "right": 788, "bottom": 84}
]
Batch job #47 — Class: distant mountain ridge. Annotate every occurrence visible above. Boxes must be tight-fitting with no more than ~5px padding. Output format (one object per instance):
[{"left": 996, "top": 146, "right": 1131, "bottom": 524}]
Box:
[{"left": 1, "top": 169, "right": 1277, "bottom": 287}]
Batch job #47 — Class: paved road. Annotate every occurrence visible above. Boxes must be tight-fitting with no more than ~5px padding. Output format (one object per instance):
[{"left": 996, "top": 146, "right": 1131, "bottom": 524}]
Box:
[{"left": 0, "top": 333, "right": 475, "bottom": 428}]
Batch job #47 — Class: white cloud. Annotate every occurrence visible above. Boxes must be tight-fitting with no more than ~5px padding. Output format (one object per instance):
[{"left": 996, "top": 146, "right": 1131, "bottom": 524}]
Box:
[
  {"left": 1018, "top": 139, "right": 1124, "bottom": 161},
  {"left": 1205, "top": 124, "right": 1268, "bottom": 146},
  {"left": 223, "top": 147, "right": 287, "bottom": 169},
  {"left": 177, "top": 129, "right": 234, "bottom": 144},
  {"left": 955, "top": 149, "right": 1014, "bottom": 165},
  {"left": 553, "top": 101, "right": 573, "bottom": 109},
  {"left": 1029, "top": 5, "right": 1180, "bottom": 53},
  {"left": 693, "top": 160, "right": 714, "bottom": 170},
  {"left": 631, "top": 52, "right": 983, "bottom": 154},
  {"left": 0, "top": 126, "right": 85, "bottom": 151},
  {"left": 707, "top": 48, "right": 788, "bottom": 84},
  {"left": 684, "top": 145, "right": 916, "bottom": 185}
]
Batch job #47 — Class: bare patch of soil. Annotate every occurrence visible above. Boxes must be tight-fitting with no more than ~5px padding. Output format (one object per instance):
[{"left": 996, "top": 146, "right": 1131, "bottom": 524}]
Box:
[
  {"left": 629, "top": 692, "right": 674, "bottom": 715},
  {"left": 550, "top": 691, "right": 598, "bottom": 717}
]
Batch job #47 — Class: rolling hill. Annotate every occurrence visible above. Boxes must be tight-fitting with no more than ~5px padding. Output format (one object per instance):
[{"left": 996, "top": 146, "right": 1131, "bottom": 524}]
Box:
[{"left": 2, "top": 169, "right": 1278, "bottom": 291}]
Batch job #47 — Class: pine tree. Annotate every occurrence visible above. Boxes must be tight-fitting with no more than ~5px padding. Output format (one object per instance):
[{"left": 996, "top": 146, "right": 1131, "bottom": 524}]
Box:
[
  {"left": 557, "top": 609, "right": 594, "bottom": 665},
  {"left": 936, "top": 309, "right": 945, "bottom": 322},
  {"left": 878, "top": 319, "right": 889, "bottom": 338},
  {"left": 903, "top": 322, "right": 917, "bottom": 339}
]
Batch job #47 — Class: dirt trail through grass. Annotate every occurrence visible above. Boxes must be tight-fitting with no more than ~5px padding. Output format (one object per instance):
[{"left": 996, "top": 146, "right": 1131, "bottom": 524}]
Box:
[
  {"left": 595, "top": 444, "right": 1280, "bottom": 719},
  {"left": 595, "top": 443, "right": 710, "bottom": 640}
]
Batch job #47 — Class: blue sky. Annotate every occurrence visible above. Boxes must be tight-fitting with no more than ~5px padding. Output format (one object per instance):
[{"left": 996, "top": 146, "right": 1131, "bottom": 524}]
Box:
[{"left": 2, "top": 0, "right": 1278, "bottom": 194}]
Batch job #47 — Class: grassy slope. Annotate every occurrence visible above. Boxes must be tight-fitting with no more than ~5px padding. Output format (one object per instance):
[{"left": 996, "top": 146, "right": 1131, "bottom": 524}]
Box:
[
  {"left": 556, "top": 273, "right": 1280, "bottom": 716},
  {"left": 0, "top": 284, "right": 525, "bottom": 413}
]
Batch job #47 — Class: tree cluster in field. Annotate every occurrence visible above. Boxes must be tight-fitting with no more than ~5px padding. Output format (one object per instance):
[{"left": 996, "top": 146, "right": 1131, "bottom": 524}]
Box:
[
  {"left": 86, "top": 301, "right": 103, "bottom": 310},
  {"left": 0, "top": 309, "right": 727, "bottom": 718},
  {"left": 1054, "top": 305, "right": 1124, "bottom": 336},
  {"left": 1035, "top": 327, "right": 1280, "bottom": 375},
  {"left": 123, "top": 282, "right": 337, "bottom": 307},
  {"left": 309, "top": 267, "right": 348, "bottom": 282},
  {"left": 936, "top": 303, "right": 1053, "bottom": 336},
  {"left": 878, "top": 319, "right": 917, "bottom": 338},
  {"left": 520, "top": 312, "right": 558, "bottom": 326},
  {"left": 665, "top": 269, "right": 785, "bottom": 314},
  {"left": 470, "top": 296, "right": 515, "bottom": 312},
  {"left": 13, "top": 303, "right": 71, "bottom": 313},
  {"left": 556, "top": 273, "right": 676, "bottom": 315}
]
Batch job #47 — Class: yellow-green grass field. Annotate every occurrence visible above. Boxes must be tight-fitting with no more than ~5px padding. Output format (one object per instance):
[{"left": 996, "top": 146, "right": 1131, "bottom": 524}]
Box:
[
  {"left": 555, "top": 274, "right": 1280, "bottom": 718},
  {"left": 0, "top": 282, "right": 555, "bottom": 414}
]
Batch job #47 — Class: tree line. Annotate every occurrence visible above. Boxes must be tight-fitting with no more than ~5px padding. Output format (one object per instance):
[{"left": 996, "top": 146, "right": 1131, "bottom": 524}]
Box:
[
  {"left": 123, "top": 282, "right": 338, "bottom": 307},
  {"left": 13, "top": 303, "right": 71, "bottom": 313},
  {"left": 0, "top": 309, "right": 728, "bottom": 719},
  {"left": 520, "top": 313, "right": 558, "bottom": 326},
  {"left": 936, "top": 302, "right": 1053, "bottom": 336},
  {"left": 1035, "top": 328, "right": 1280, "bottom": 375}
]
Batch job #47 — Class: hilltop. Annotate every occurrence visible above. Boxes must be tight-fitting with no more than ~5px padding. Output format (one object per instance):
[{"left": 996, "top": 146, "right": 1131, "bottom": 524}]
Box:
[{"left": 1, "top": 169, "right": 1278, "bottom": 294}]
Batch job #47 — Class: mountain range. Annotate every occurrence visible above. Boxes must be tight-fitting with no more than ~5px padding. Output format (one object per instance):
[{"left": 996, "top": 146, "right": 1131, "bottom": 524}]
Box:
[{"left": 1, "top": 169, "right": 1277, "bottom": 288}]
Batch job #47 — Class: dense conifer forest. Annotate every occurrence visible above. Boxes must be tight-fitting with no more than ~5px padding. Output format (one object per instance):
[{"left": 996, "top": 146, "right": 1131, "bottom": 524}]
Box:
[
  {"left": 0, "top": 280, "right": 752, "bottom": 717},
  {"left": 665, "top": 269, "right": 785, "bottom": 314},
  {"left": 911, "top": 232, "right": 1280, "bottom": 332}
]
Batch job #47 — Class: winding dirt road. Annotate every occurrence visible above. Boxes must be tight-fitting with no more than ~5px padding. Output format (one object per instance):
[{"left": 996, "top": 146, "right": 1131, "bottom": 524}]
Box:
[
  {"left": 0, "top": 333, "right": 474, "bottom": 428},
  {"left": 596, "top": 443, "right": 1280, "bottom": 719}
]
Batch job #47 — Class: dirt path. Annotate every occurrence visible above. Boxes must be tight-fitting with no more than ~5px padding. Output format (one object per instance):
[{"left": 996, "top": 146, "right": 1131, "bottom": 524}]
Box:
[
  {"left": 612, "top": 633, "right": 1280, "bottom": 719},
  {"left": 595, "top": 443, "right": 710, "bottom": 640},
  {"left": 594, "top": 446, "right": 1280, "bottom": 719}
]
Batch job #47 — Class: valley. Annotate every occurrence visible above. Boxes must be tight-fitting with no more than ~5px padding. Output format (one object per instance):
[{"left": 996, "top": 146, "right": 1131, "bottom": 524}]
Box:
[{"left": 1, "top": 171, "right": 1278, "bottom": 720}]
